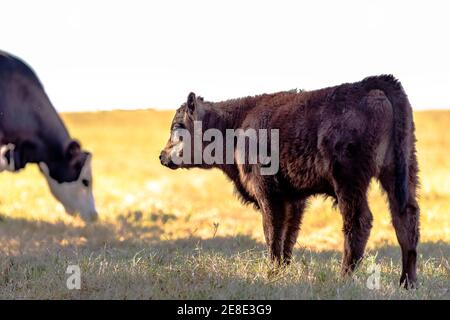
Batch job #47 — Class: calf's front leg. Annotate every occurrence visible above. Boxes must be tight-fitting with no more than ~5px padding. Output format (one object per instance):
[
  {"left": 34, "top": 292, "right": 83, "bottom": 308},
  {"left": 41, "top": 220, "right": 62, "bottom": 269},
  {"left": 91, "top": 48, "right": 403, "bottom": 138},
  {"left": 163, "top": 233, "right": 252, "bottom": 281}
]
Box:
[
  {"left": 282, "top": 199, "right": 306, "bottom": 263},
  {"left": 258, "top": 196, "right": 287, "bottom": 264}
]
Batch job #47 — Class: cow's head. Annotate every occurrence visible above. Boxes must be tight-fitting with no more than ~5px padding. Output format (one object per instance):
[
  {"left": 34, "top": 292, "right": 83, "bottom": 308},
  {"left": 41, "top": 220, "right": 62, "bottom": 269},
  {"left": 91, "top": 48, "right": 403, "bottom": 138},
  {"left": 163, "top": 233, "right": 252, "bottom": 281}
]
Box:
[
  {"left": 39, "top": 140, "right": 98, "bottom": 222},
  {"left": 160, "top": 92, "right": 209, "bottom": 169}
]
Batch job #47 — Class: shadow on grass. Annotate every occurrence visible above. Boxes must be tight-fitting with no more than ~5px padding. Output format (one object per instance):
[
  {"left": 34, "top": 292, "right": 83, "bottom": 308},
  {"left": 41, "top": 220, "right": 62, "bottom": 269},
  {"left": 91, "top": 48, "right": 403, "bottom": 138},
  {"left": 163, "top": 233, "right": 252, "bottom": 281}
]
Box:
[
  {"left": 1, "top": 215, "right": 449, "bottom": 299},
  {"left": 0, "top": 213, "right": 164, "bottom": 255},
  {"left": 1, "top": 213, "right": 448, "bottom": 262}
]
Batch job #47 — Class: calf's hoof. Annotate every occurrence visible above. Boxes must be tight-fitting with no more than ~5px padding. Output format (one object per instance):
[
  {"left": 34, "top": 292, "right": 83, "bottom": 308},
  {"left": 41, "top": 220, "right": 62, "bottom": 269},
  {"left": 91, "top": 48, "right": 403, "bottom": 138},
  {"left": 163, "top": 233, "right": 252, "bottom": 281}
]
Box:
[{"left": 400, "top": 275, "right": 418, "bottom": 290}]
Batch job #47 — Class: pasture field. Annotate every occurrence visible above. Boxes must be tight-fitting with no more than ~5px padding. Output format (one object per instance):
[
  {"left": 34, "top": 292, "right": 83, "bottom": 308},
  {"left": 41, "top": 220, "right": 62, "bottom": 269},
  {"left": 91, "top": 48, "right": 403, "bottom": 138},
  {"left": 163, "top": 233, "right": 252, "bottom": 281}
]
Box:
[{"left": 0, "top": 109, "right": 449, "bottom": 299}]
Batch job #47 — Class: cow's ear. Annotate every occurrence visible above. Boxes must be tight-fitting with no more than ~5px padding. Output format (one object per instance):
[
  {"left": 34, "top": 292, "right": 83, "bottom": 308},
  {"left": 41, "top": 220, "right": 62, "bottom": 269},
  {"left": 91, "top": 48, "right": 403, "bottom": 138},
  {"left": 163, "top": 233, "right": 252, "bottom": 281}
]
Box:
[
  {"left": 187, "top": 92, "right": 197, "bottom": 114},
  {"left": 65, "top": 139, "right": 81, "bottom": 160},
  {"left": 71, "top": 151, "right": 88, "bottom": 174}
]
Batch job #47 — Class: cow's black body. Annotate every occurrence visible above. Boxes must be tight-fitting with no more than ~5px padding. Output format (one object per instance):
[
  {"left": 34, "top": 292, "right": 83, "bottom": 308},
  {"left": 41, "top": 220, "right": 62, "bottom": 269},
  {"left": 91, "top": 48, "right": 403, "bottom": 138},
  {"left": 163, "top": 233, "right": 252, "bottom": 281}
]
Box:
[
  {"left": 0, "top": 51, "right": 85, "bottom": 182},
  {"left": 0, "top": 50, "right": 97, "bottom": 222}
]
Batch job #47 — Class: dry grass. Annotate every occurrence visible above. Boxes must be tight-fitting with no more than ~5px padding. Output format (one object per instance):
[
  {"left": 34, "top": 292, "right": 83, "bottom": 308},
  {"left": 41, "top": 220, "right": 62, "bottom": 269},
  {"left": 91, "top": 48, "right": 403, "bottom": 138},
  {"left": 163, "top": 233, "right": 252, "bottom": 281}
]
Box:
[{"left": 0, "top": 109, "right": 449, "bottom": 299}]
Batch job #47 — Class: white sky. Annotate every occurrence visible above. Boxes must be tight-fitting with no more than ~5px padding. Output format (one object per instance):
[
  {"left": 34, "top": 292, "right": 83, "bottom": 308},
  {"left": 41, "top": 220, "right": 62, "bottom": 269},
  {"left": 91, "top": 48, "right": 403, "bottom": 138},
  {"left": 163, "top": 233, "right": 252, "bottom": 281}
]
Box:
[{"left": 1, "top": 0, "right": 449, "bottom": 111}]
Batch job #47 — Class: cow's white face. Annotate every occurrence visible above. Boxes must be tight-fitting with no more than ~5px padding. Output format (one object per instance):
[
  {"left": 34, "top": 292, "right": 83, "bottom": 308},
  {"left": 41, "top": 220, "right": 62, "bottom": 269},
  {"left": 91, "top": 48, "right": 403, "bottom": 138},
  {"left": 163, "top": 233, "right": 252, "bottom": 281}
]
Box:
[{"left": 39, "top": 154, "right": 98, "bottom": 222}]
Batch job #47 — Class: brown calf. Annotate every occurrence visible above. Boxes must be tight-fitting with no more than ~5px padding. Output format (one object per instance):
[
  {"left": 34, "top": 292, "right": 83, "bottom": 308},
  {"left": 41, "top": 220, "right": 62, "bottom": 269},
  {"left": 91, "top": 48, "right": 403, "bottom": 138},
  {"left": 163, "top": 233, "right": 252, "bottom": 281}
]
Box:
[{"left": 160, "top": 75, "right": 419, "bottom": 288}]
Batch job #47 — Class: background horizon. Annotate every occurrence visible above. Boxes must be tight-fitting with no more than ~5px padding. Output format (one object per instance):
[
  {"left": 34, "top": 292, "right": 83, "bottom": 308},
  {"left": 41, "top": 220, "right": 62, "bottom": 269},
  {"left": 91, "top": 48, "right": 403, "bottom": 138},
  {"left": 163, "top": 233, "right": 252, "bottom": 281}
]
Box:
[{"left": 2, "top": 0, "right": 450, "bottom": 111}]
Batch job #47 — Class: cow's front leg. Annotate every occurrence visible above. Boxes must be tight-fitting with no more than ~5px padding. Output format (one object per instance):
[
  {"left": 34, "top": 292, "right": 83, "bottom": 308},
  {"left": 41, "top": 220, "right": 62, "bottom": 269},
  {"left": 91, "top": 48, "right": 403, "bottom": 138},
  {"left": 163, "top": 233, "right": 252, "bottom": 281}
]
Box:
[{"left": 259, "top": 196, "right": 287, "bottom": 265}]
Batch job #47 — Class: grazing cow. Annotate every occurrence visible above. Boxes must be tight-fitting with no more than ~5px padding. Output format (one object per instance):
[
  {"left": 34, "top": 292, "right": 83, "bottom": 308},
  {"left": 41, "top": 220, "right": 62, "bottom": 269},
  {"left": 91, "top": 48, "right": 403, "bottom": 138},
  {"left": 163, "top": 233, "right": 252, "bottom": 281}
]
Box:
[
  {"left": 0, "top": 50, "right": 97, "bottom": 222},
  {"left": 160, "top": 75, "right": 420, "bottom": 288}
]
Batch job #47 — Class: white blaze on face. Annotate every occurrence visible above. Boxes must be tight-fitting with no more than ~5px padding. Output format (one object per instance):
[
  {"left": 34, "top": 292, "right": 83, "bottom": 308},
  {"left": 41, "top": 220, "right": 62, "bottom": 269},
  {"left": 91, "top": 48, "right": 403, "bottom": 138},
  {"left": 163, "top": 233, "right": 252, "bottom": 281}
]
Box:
[
  {"left": 0, "top": 144, "right": 15, "bottom": 172},
  {"left": 39, "top": 155, "right": 98, "bottom": 222},
  {"left": 170, "top": 129, "right": 185, "bottom": 159}
]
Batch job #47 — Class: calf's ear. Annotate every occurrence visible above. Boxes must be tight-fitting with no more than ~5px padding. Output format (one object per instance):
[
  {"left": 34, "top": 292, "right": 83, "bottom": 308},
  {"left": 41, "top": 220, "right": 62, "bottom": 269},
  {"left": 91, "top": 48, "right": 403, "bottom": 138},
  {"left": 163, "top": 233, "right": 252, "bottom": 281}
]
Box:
[{"left": 187, "top": 92, "right": 197, "bottom": 114}]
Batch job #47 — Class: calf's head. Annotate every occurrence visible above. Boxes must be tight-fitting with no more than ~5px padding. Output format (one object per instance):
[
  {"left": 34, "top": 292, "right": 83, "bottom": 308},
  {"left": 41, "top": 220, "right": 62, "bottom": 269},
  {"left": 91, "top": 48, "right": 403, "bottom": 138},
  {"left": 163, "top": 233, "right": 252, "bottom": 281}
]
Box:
[
  {"left": 39, "top": 140, "right": 98, "bottom": 222},
  {"left": 160, "top": 92, "right": 208, "bottom": 169}
]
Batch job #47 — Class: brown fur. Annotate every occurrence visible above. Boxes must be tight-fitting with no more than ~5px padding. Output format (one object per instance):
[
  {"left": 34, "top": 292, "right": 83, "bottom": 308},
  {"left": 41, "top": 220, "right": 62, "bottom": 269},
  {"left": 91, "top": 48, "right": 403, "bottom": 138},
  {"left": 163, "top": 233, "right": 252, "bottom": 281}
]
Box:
[{"left": 160, "top": 75, "right": 420, "bottom": 288}]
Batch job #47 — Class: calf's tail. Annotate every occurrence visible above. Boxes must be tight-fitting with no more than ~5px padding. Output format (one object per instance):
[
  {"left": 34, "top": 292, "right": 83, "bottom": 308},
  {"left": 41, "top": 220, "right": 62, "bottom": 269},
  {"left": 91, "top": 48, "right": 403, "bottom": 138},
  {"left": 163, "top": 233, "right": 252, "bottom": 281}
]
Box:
[{"left": 363, "top": 75, "right": 413, "bottom": 212}]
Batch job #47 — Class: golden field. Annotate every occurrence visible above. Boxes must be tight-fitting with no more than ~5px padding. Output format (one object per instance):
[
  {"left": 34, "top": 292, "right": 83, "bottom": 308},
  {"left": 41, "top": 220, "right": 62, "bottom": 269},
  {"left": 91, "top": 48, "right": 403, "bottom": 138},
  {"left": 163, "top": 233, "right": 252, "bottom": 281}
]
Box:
[{"left": 0, "top": 109, "right": 449, "bottom": 299}]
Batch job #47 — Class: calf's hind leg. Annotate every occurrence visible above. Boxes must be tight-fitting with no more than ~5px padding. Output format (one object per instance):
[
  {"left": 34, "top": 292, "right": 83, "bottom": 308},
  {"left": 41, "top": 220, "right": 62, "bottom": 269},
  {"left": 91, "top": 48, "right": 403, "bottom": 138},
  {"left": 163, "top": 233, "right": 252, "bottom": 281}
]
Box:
[
  {"left": 379, "top": 163, "right": 420, "bottom": 288},
  {"left": 332, "top": 161, "right": 373, "bottom": 274},
  {"left": 337, "top": 194, "right": 373, "bottom": 275}
]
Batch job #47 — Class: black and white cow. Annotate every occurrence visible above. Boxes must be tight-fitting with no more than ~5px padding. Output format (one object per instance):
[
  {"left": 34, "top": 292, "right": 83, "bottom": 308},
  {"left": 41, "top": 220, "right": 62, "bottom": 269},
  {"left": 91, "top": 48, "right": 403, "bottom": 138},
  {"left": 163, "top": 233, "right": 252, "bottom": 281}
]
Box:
[{"left": 0, "top": 50, "right": 97, "bottom": 222}]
